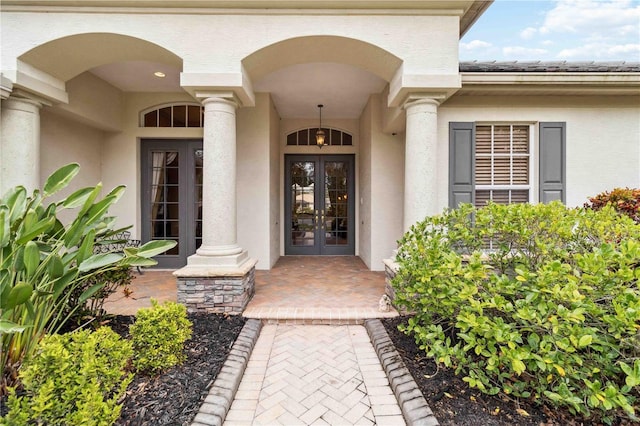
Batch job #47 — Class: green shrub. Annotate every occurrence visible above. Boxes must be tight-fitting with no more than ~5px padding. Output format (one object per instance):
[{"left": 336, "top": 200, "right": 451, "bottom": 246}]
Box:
[
  {"left": 393, "top": 202, "right": 640, "bottom": 424},
  {"left": 3, "top": 327, "right": 133, "bottom": 425},
  {"left": 585, "top": 187, "right": 640, "bottom": 223},
  {"left": 130, "top": 299, "right": 193, "bottom": 374}
]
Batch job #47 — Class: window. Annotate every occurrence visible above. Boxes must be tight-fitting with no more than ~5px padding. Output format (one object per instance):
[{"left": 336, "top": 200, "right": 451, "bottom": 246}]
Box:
[
  {"left": 475, "top": 125, "right": 531, "bottom": 206},
  {"left": 449, "top": 122, "right": 565, "bottom": 208},
  {"left": 286, "top": 128, "right": 352, "bottom": 146},
  {"left": 141, "top": 103, "right": 204, "bottom": 128}
]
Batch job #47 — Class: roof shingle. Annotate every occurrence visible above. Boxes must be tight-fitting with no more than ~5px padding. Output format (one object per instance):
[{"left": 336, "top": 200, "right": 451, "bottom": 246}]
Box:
[{"left": 459, "top": 61, "right": 640, "bottom": 72}]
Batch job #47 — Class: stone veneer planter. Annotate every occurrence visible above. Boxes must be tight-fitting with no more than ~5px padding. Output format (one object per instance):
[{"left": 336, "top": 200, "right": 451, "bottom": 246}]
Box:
[{"left": 175, "top": 260, "right": 257, "bottom": 314}]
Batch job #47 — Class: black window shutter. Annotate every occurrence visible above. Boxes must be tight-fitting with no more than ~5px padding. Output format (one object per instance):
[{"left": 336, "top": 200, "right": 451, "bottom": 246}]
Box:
[
  {"left": 449, "top": 122, "right": 475, "bottom": 208},
  {"left": 539, "top": 122, "right": 566, "bottom": 204}
]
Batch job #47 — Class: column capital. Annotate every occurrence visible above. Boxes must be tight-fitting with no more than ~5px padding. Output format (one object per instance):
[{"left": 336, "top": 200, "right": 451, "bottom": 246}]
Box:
[
  {"left": 196, "top": 91, "right": 240, "bottom": 109},
  {"left": 402, "top": 93, "right": 445, "bottom": 111},
  {"left": 3, "top": 89, "right": 51, "bottom": 110}
]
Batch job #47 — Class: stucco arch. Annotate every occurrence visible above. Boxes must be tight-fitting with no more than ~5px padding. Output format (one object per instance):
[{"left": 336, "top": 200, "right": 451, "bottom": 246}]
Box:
[
  {"left": 19, "top": 33, "right": 182, "bottom": 82},
  {"left": 242, "top": 35, "right": 402, "bottom": 84}
]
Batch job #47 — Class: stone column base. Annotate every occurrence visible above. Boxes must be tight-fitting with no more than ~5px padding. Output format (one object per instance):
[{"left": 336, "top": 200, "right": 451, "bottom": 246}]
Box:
[
  {"left": 383, "top": 258, "right": 400, "bottom": 309},
  {"left": 174, "top": 258, "right": 257, "bottom": 314}
]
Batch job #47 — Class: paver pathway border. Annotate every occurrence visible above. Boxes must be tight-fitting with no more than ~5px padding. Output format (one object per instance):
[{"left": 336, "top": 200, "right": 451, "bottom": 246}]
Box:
[{"left": 191, "top": 319, "right": 438, "bottom": 426}]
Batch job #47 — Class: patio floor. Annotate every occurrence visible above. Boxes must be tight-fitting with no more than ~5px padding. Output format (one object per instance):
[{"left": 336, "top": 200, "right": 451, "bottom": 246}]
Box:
[{"left": 103, "top": 256, "right": 398, "bottom": 321}]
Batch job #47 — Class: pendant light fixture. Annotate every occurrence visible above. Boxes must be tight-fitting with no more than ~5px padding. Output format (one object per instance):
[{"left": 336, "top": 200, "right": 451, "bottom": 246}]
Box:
[{"left": 316, "top": 104, "right": 325, "bottom": 148}]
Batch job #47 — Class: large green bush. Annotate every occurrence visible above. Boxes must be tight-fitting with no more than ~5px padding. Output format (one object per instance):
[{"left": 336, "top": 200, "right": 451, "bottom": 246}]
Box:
[
  {"left": 3, "top": 327, "right": 133, "bottom": 425},
  {"left": 130, "top": 299, "right": 193, "bottom": 374},
  {"left": 392, "top": 202, "right": 640, "bottom": 424}
]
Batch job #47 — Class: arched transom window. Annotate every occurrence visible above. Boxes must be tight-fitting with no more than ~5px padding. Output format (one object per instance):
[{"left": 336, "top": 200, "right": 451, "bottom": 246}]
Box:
[
  {"left": 141, "top": 103, "right": 204, "bottom": 128},
  {"left": 286, "top": 128, "right": 353, "bottom": 146}
]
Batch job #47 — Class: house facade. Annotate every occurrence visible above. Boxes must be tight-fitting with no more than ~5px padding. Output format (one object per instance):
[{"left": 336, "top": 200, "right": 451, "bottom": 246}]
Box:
[{"left": 1, "top": 1, "right": 639, "bottom": 312}]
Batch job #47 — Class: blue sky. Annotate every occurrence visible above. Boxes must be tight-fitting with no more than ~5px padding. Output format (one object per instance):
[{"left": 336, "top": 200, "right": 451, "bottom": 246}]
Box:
[{"left": 460, "top": 0, "right": 640, "bottom": 62}]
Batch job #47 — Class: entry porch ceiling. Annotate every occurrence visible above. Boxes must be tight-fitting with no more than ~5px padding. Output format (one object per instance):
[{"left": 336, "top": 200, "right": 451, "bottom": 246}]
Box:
[{"left": 89, "top": 60, "right": 387, "bottom": 120}]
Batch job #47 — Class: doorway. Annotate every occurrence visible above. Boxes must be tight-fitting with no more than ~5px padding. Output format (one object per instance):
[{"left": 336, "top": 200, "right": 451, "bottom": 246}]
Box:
[
  {"left": 141, "top": 139, "right": 203, "bottom": 268},
  {"left": 285, "top": 154, "right": 355, "bottom": 255}
]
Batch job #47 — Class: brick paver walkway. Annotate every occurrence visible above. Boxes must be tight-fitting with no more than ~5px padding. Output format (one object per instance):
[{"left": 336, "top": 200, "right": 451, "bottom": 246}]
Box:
[{"left": 224, "top": 324, "right": 406, "bottom": 426}]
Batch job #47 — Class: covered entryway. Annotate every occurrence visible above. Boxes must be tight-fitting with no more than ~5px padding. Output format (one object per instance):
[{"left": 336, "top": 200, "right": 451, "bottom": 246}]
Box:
[
  {"left": 141, "top": 139, "right": 203, "bottom": 268},
  {"left": 285, "top": 154, "right": 355, "bottom": 256}
]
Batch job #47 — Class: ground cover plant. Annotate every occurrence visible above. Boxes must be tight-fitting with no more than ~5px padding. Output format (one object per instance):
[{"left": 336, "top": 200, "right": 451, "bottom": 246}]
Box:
[{"left": 392, "top": 202, "right": 640, "bottom": 424}]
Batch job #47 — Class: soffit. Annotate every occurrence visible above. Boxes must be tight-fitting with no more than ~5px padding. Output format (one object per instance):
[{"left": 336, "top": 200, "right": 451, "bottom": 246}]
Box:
[{"left": 457, "top": 72, "right": 640, "bottom": 96}]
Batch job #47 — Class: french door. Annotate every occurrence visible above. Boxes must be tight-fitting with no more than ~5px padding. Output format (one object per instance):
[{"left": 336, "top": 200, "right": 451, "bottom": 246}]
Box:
[
  {"left": 141, "top": 139, "right": 203, "bottom": 268},
  {"left": 285, "top": 155, "right": 355, "bottom": 255}
]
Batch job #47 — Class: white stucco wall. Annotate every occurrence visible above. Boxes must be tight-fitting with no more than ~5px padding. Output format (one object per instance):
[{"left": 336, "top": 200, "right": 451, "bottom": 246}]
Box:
[
  {"left": 39, "top": 108, "right": 105, "bottom": 222},
  {"left": 358, "top": 96, "right": 373, "bottom": 269},
  {"left": 1, "top": 11, "right": 460, "bottom": 83},
  {"left": 370, "top": 95, "right": 405, "bottom": 270},
  {"left": 439, "top": 95, "right": 640, "bottom": 209},
  {"left": 58, "top": 72, "right": 124, "bottom": 131},
  {"left": 237, "top": 92, "right": 274, "bottom": 269},
  {"left": 268, "top": 95, "right": 281, "bottom": 268}
]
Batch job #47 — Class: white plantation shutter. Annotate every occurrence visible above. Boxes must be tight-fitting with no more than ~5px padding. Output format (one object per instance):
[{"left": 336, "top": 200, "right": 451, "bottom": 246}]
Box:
[{"left": 474, "top": 125, "right": 531, "bottom": 205}]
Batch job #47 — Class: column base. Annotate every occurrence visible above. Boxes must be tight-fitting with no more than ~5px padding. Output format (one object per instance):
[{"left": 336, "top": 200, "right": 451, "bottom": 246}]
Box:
[{"left": 174, "top": 252, "right": 257, "bottom": 314}]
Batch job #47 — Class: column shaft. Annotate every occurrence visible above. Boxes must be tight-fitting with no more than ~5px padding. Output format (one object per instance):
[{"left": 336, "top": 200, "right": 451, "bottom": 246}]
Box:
[
  {"left": 403, "top": 97, "right": 439, "bottom": 232},
  {"left": 196, "top": 97, "right": 243, "bottom": 257},
  {"left": 1, "top": 97, "right": 42, "bottom": 194}
]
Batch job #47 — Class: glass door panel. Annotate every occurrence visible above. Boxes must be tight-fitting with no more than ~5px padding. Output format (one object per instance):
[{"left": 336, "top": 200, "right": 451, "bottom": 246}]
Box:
[
  {"left": 290, "top": 161, "right": 317, "bottom": 248},
  {"left": 142, "top": 140, "right": 203, "bottom": 268},
  {"left": 323, "top": 161, "right": 349, "bottom": 247},
  {"left": 285, "top": 155, "right": 354, "bottom": 256},
  {"left": 194, "top": 148, "right": 203, "bottom": 251}
]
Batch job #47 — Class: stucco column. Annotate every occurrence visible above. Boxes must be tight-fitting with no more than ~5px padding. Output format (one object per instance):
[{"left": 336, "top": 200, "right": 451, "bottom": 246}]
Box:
[
  {"left": 184, "top": 95, "right": 252, "bottom": 269},
  {"left": 0, "top": 96, "right": 43, "bottom": 195},
  {"left": 403, "top": 96, "right": 440, "bottom": 232}
]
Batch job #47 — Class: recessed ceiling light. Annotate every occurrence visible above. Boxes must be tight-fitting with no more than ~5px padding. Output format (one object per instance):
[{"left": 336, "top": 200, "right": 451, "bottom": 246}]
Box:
[{"left": 154, "top": 71, "right": 166, "bottom": 78}]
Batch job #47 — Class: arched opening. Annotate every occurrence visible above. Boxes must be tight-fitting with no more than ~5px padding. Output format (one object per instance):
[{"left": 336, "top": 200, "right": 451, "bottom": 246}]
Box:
[{"left": 19, "top": 32, "right": 182, "bottom": 82}]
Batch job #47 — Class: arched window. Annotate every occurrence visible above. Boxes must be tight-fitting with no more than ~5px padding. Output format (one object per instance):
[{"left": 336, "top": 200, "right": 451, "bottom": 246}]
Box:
[
  {"left": 140, "top": 103, "right": 204, "bottom": 128},
  {"left": 286, "top": 128, "right": 353, "bottom": 146}
]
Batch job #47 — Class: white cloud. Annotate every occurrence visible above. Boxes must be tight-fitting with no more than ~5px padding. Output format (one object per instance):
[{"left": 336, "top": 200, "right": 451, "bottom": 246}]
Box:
[
  {"left": 540, "top": 0, "right": 640, "bottom": 38},
  {"left": 557, "top": 42, "right": 640, "bottom": 59},
  {"left": 520, "top": 27, "right": 538, "bottom": 40},
  {"left": 460, "top": 39, "right": 492, "bottom": 51},
  {"left": 503, "top": 46, "right": 549, "bottom": 58},
  {"left": 541, "top": 40, "right": 555, "bottom": 46}
]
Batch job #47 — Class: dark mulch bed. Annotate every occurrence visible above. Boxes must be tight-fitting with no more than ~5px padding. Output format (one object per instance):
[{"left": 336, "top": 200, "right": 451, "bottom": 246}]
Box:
[{"left": 109, "top": 313, "right": 245, "bottom": 426}]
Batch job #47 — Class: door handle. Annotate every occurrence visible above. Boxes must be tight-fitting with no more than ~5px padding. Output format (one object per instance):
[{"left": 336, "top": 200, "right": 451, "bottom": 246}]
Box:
[{"left": 314, "top": 210, "right": 319, "bottom": 230}]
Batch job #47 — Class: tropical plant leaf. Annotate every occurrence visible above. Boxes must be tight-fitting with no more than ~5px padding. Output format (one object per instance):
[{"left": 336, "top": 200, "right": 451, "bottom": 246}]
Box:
[
  {"left": 0, "top": 207, "right": 9, "bottom": 248},
  {"left": 23, "top": 241, "right": 40, "bottom": 277},
  {"left": 5, "top": 282, "right": 33, "bottom": 311},
  {"left": 136, "top": 240, "right": 177, "bottom": 258},
  {"left": 78, "top": 253, "right": 122, "bottom": 272},
  {"left": 16, "top": 216, "right": 56, "bottom": 245},
  {"left": 43, "top": 163, "right": 80, "bottom": 197},
  {"left": 0, "top": 320, "right": 28, "bottom": 334},
  {"left": 78, "top": 283, "right": 105, "bottom": 303},
  {"left": 125, "top": 256, "right": 158, "bottom": 267},
  {"left": 61, "top": 187, "right": 95, "bottom": 209},
  {"left": 4, "top": 186, "right": 27, "bottom": 222}
]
